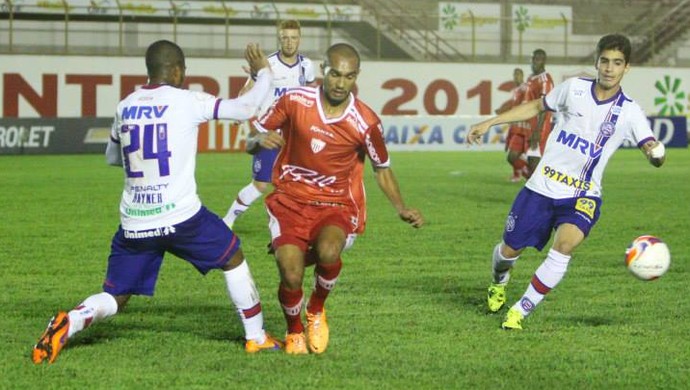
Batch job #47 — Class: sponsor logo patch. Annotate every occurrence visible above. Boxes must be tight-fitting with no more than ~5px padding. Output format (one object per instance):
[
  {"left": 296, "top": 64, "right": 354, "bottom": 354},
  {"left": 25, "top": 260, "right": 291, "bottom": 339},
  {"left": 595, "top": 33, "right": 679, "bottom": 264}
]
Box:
[
  {"left": 542, "top": 165, "right": 592, "bottom": 190},
  {"left": 575, "top": 197, "right": 596, "bottom": 219},
  {"left": 124, "top": 226, "right": 176, "bottom": 239}
]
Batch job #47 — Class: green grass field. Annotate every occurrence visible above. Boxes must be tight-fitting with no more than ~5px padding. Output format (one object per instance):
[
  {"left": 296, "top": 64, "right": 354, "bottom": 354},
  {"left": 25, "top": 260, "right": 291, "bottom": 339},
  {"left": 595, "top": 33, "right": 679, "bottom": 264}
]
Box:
[{"left": 1, "top": 149, "right": 688, "bottom": 389}]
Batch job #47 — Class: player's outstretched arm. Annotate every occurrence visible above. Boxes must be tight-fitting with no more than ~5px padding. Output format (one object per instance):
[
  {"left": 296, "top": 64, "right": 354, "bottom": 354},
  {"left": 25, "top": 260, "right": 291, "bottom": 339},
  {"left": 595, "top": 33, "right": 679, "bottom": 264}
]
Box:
[
  {"left": 216, "top": 44, "right": 273, "bottom": 121},
  {"left": 641, "top": 139, "right": 665, "bottom": 167},
  {"left": 374, "top": 167, "right": 424, "bottom": 228},
  {"left": 467, "top": 99, "right": 544, "bottom": 145}
]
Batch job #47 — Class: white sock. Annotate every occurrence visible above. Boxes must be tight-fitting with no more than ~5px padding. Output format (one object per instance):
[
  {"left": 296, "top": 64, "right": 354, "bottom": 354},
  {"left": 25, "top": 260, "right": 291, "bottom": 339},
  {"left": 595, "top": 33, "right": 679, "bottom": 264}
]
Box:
[
  {"left": 223, "top": 183, "right": 263, "bottom": 226},
  {"left": 492, "top": 242, "right": 518, "bottom": 284},
  {"left": 67, "top": 292, "right": 118, "bottom": 338},
  {"left": 223, "top": 260, "right": 266, "bottom": 343},
  {"left": 514, "top": 248, "right": 571, "bottom": 316}
]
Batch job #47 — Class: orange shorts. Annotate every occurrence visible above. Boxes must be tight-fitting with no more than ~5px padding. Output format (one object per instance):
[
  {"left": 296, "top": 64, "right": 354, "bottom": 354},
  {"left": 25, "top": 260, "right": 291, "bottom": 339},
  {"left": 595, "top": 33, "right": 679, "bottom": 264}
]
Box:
[
  {"left": 265, "top": 192, "right": 354, "bottom": 252},
  {"left": 506, "top": 130, "right": 529, "bottom": 154}
]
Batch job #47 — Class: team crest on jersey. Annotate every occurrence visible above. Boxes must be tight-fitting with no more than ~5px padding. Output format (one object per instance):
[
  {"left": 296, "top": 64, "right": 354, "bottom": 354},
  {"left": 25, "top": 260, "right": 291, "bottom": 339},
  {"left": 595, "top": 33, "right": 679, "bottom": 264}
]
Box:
[
  {"left": 505, "top": 213, "right": 516, "bottom": 232},
  {"left": 311, "top": 138, "right": 326, "bottom": 154},
  {"left": 599, "top": 121, "right": 615, "bottom": 137}
]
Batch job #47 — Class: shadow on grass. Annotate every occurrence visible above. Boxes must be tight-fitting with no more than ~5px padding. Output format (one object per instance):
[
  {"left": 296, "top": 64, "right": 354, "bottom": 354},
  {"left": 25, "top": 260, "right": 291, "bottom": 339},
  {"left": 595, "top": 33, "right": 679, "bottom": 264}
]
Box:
[
  {"left": 61, "top": 303, "right": 258, "bottom": 354},
  {"left": 553, "top": 315, "right": 615, "bottom": 328}
]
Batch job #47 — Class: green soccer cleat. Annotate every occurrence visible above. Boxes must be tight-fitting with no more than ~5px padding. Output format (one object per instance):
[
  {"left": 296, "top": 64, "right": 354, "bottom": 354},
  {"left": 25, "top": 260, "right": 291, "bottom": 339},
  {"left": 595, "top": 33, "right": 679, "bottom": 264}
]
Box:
[
  {"left": 501, "top": 307, "right": 524, "bottom": 330},
  {"left": 487, "top": 283, "right": 507, "bottom": 313}
]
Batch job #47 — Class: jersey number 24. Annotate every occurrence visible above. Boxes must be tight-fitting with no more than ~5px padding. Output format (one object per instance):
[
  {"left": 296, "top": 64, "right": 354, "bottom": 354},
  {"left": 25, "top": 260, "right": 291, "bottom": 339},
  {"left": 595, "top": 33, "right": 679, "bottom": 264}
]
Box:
[{"left": 121, "top": 123, "right": 171, "bottom": 178}]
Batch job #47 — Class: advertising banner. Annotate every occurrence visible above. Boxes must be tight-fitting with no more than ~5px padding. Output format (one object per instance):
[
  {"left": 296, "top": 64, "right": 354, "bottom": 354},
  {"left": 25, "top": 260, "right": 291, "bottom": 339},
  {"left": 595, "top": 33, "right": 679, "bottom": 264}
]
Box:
[
  {"left": 622, "top": 116, "right": 688, "bottom": 148},
  {"left": 438, "top": 2, "right": 501, "bottom": 33},
  {"left": 3, "top": 115, "right": 684, "bottom": 155},
  {"left": 382, "top": 115, "right": 688, "bottom": 152},
  {"left": 381, "top": 115, "right": 503, "bottom": 151},
  {"left": 3, "top": 55, "right": 690, "bottom": 122},
  {"left": 0, "top": 118, "right": 111, "bottom": 155}
]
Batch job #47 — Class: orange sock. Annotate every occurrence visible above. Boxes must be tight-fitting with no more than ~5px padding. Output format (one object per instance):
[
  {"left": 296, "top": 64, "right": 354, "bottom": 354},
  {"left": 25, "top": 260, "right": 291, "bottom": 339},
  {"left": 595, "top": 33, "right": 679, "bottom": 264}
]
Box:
[{"left": 307, "top": 260, "right": 342, "bottom": 314}]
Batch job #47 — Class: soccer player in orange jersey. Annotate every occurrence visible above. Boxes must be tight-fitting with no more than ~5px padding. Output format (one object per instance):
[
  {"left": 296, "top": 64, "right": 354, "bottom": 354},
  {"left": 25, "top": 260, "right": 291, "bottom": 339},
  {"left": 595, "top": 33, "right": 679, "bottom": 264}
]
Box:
[
  {"left": 497, "top": 67, "right": 530, "bottom": 182},
  {"left": 524, "top": 49, "right": 555, "bottom": 175},
  {"left": 249, "top": 43, "right": 424, "bottom": 355}
]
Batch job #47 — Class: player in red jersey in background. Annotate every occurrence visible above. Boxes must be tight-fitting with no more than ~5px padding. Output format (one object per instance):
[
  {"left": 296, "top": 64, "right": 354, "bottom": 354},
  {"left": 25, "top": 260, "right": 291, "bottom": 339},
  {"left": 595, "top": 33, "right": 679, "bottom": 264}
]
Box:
[
  {"left": 524, "top": 49, "right": 554, "bottom": 175},
  {"left": 497, "top": 67, "right": 530, "bottom": 182},
  {"left": 249, "top": 43, "right": 424, "bottom": 355}
]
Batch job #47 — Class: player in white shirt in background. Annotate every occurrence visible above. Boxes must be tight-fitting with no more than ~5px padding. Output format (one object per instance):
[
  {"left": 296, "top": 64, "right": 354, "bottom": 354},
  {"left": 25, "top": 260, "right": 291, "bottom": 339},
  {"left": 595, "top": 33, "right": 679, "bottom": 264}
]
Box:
[
  {"left": 32, "top": 40, "right": 283, "bottom": 365},
  {"left": 468, "top": 33, "right": 666, "bottom": 330},
  {"left": 223, "top": 19, "right": 316, "bottom": 228}
]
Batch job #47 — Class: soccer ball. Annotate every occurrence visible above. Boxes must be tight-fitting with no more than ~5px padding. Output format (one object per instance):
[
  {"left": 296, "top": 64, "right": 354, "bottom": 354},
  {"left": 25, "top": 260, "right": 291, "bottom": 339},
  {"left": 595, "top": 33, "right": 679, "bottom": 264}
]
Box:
[{"left": 624, "top": 235, "right": 671, "bottom": 280}]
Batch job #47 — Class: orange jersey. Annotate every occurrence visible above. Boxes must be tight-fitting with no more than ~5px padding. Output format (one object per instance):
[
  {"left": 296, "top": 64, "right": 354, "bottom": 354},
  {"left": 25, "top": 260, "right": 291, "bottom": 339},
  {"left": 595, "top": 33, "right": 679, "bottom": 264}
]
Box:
[
  {"left": 524, "top": 72, "right": 554, "bottom": 135},
  {"left": 254, "top": 86, "right": 390, "bottom": 233}
]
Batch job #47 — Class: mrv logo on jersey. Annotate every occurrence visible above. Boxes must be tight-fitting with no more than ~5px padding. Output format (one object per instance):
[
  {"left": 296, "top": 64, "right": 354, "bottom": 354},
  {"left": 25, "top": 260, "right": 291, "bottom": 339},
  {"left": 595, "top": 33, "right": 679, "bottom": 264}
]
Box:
[
  {"left": 555, "top": 130, "right": 604, "bottom": 158},
  {"left": 122, "top": 105, "right": 169, "bottom": 120}
]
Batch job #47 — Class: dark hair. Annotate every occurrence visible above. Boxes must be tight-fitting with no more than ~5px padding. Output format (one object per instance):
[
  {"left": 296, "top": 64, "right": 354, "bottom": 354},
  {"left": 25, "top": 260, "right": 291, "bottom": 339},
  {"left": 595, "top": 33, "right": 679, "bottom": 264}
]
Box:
[
  {"left": 325, "top": 43, "right": 361, "bottom": 69},
  {"left": 145, "top": 40, "right": 185, "bottom": 79},
  {"left": 532, "top": 48, "right": 546, "bottom": 57},
  {"left": 596, "top": 34, "right": 631, "bottom": 63}
]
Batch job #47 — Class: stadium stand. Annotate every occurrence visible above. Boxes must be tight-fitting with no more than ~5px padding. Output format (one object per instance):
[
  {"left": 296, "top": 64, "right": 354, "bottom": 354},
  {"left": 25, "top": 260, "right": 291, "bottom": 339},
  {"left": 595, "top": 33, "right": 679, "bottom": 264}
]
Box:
[{"left": 1, "top": 0, "right": 689, "bottom": 65}]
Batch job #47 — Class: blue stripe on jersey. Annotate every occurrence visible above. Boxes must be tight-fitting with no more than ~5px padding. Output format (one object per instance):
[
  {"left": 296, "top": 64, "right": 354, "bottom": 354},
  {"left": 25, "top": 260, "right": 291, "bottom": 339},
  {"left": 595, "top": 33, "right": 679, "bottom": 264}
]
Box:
[
  {"left": 575, "top": 92, "right": 627, "bottom": 197},
  {"left": 212, "top": 98, "right": 221, "bottom": 119}
]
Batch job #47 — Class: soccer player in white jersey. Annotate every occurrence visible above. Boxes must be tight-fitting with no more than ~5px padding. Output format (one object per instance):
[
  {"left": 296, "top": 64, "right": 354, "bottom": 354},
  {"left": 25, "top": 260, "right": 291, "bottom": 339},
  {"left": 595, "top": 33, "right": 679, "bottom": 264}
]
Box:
[
  {"left": 32, "top": 40, "right": 283, "bottom": 364},
  {"left": 468, "top": 34, "right": 666, "bottom": 330},
  {"left": 223, "top": 19, "right": 316, "bottom": 228}
]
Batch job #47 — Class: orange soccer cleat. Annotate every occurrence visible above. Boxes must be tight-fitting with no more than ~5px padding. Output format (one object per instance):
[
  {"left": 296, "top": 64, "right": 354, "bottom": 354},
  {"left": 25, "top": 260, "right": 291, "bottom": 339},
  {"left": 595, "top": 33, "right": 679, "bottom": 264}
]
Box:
[
  {"left": 306, "top": 308, "right": 329, "bottom": 354},
  {"left": 32, "top": 311, "right": 70, "bottom": 364},
  {"left": 284, "top": 332, "right": 308, "bottom": 355}
]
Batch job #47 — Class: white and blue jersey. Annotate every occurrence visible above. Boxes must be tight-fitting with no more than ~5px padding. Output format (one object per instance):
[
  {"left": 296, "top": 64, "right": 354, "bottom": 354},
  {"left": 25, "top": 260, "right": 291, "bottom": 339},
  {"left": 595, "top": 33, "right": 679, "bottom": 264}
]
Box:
[
  {"left": 256, "top": 51, "right": 315, "bottom": 116},
  {"left": 111, "top": 86, "right": 221, "bottom": 231},
  {"left": 526, "top": 77, "right": 655, "bottom": 199}
]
